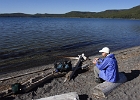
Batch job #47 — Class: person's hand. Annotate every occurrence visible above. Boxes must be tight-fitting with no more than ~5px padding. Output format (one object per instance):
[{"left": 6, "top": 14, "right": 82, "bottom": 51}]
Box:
[{"left": 93, "top": 58, "right": 99, "bottom": 64}]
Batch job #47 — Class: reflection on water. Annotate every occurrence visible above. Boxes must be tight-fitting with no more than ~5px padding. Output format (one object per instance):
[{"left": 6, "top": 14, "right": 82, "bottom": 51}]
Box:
[{"left": 0, "top": 18, "right": 140, "bottom": 71}]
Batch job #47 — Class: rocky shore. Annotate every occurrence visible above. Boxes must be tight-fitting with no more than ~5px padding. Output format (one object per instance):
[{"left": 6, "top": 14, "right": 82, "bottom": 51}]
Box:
[{"left": 0, "top": 46, "right": 140, "bottom": 100}]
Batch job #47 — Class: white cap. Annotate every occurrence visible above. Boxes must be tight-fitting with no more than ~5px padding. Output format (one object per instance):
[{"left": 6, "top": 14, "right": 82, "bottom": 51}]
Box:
[{"left": 99, "top": 47, "right": 110, "bottom": 53}]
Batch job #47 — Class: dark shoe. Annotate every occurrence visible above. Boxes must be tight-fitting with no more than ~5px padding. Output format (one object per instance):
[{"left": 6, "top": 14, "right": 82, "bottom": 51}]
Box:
[{"left": 95, "top": 78, "right": 104, "bottom": 83}]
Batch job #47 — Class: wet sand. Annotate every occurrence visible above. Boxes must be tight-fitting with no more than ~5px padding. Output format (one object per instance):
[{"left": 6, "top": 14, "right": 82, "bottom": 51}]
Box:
[{"left": 0, "top": 46, "right": 140, "bottom": 100}]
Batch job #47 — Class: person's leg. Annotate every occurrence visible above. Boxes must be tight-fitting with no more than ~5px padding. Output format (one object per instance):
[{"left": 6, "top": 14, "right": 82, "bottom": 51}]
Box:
[
  {"left": 94, "top": 66, "right": 104, "bottom": 83},
  {"left": 94, "top": 66, "right": 100, "bottom": 78}
]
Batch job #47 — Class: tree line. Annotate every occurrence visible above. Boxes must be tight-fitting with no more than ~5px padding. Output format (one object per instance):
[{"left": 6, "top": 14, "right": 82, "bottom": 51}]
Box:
[{"left": 0, "top": 5, "right": 140, "bottom": 19}]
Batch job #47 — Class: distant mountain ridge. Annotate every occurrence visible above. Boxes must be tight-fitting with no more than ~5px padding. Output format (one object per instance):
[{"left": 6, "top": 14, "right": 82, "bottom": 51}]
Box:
[{"left": 0, "top": 5, "right": 140, "bottom": 19}]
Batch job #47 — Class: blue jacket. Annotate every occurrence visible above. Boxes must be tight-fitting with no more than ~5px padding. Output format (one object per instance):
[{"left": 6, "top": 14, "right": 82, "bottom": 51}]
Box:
[{"left": 96, "top": 54, "right": 119, "bottom": 83}]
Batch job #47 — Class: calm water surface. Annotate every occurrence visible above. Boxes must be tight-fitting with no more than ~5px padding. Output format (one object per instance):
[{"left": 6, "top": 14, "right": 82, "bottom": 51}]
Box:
[{"left": 0, "top": 18, "right": 140, "bottom": 72}]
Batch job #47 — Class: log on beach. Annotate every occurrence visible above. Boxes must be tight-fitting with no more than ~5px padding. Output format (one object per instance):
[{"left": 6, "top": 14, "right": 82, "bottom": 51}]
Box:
[
  {"left": 91, "top": 72, "right": 127, "bottom": 98},
  {"left": 64, "top": 53, "right": 87, "bottom": 82},
  {"left": 24, "top": 72, "right": 66, "bottom": 93},
  {"left": 36, "top": 92, "right": 79, "bottom": 100},
  {"left": 0, "top": 67, "right": 51, "bottom": 81},
  {"left": 0, "top": 71, "right": 66, "bottom": 97}
]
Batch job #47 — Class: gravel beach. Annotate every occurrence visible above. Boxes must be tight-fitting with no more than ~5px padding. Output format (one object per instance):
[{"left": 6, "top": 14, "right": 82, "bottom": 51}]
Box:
[{"left": 0, "top": 46, "right": 140, "bottom": 100}]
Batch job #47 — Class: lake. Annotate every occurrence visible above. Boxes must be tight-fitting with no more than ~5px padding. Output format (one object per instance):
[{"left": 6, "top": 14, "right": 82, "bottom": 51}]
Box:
[{"left": 0, "top": 17, "right": 140, "bottom": 72}]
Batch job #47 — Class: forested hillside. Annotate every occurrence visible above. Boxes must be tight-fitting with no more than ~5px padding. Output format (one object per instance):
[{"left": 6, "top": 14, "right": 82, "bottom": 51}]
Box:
[{"left": 0, "top": 5, "right": 140, "bottom": 19}]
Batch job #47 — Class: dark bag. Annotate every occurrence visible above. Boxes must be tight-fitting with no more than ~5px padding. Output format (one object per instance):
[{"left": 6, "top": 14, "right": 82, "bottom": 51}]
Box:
[
  {"left": 54, "top": 61, "right": 72, "bottom": 72},
  {"left": 11, "top": 83, "right": 22, "bottom": 94}
]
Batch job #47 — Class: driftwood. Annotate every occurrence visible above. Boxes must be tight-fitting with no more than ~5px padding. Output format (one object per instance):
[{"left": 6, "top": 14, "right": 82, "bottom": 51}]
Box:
[
  {"left": 24, "top": 72, "right": 66, "bottom": 93},
  {"left": 64, "top": 53, "right": 87, "bottom": 82},
  {"left": 36, "top": 92, "right": 79, "bottom": 100},
  {"left": 0, "top": 53, "right": 89, "bottom": 98},
  {"left": 0, "top": 67, "right": 51, "bottom": 81},
  {"left": 91, "top": 72, "right": 127, "bottom": 98},
  {"left": 0, "top": 71, "right": 66, "bottom": 98}
]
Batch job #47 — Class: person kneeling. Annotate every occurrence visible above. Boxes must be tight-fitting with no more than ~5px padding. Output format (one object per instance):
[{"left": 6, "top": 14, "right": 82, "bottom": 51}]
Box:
[{"left": 93, "top": 47, "right": 119, "bottom": 83}]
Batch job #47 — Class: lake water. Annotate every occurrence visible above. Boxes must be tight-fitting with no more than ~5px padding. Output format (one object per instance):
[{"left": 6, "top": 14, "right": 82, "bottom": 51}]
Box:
[{"left": 0, "top": 18, "right": 140, "bottom": 72}]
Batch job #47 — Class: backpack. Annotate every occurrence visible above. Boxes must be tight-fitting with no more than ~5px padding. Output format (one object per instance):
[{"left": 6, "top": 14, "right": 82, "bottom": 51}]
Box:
[{"left": 54, "top": 61, "right": 72, "bottom": 72}]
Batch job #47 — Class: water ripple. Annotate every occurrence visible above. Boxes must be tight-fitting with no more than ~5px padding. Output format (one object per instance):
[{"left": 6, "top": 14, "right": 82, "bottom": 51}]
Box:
[{"left": 0, "top": 18, "right": 140, "bottom": 70}]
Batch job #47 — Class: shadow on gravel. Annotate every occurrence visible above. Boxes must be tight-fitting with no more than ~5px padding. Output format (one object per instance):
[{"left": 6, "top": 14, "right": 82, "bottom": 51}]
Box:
[
  {"left": 29, "top": 78, "right": 53, "bottom": 92},
  {"left": 0, "top": 97, "right": 15, "bottom": 100},
  {"left": 79, "top": 94, "right": 92, "bottom": 100},
  {"left": 71, "top": 68, "right": 89, "bottom": 80},
  {"left": 123, "top": 70, "right": 140, "bottom": 81}
]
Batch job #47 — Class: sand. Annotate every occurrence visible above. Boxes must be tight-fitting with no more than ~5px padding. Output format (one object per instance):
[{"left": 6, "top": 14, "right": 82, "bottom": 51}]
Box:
[{"left": 0, "top": 46, "right": 140, "bottom": 100}]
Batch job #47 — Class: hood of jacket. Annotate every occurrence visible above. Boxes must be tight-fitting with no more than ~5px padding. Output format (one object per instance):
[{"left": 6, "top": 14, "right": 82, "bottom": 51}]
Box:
[{"left": 106, "top": 54, "right": 115, "bottom": 59}]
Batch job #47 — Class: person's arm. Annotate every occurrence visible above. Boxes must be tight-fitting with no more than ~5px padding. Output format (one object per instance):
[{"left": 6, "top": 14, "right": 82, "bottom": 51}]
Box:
[
  {"left": 96, "top": 58, "right": 109, "bottom": 70},
  {"left": 93, "top": 58, "right": 103, "bottom": 65}
]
